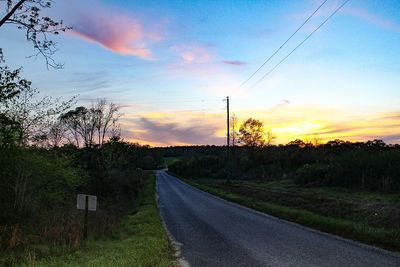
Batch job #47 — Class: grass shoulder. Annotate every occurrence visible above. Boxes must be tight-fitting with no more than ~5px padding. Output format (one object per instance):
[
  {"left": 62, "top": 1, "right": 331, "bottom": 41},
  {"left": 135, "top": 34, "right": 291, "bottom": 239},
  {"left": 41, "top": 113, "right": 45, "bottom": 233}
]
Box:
[
  {"left": 170, "top": 172, "right": 400, "bottom": 253},
  {"left": 30, "top": 173, "right": 175, "bottom": 267}
]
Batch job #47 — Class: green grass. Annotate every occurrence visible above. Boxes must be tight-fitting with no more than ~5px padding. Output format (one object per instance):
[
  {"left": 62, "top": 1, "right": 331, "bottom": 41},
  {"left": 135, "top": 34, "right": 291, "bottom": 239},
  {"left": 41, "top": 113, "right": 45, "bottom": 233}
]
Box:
[
  {"left": 179, "top": 176, "right": 400, "bottom": 252},
  {"left": 26, "top": 174, "right": 175, "bottom": 267}
]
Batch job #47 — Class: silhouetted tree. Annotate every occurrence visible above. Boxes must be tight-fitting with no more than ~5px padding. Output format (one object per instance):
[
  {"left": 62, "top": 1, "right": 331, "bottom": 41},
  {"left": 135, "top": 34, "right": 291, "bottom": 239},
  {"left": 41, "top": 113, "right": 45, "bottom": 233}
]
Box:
[
  {"left": 266, "top": 129, "right": 276, "bottom": 146},
  {"left": 238, "top": 118, "right": 265, "bottom": 147},
  {"left": 230, "top": 113, "right": 239, "bottom": 147},
  {"left": 287, "top": 139, "right": 306, "bottom": 148},
  {"left": 93, "top": 99, "right": 120, "bottom": 146},
  {"left": 0, "top": 50, "right": 30, "bottom": 104},
  {"left": 60, "top": 100, "right": 120, "bottom": 148}
]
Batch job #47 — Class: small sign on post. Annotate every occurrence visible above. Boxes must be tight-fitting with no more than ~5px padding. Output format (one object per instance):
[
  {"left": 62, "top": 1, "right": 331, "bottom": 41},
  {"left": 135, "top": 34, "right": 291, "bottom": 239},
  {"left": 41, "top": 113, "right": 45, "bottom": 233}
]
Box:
[
  {"left": 77, "top": 194, "right": 97, "bottom": 240},
  {"left": 77, "top": 194, "right": 97, "bottom": 211}
]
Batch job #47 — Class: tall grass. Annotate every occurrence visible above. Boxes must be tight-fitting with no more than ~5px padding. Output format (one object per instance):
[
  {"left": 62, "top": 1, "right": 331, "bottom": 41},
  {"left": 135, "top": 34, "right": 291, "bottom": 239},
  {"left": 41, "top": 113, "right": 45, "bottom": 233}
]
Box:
[{"left": 1, "top": 174, "right": 175, "bottom": 266}]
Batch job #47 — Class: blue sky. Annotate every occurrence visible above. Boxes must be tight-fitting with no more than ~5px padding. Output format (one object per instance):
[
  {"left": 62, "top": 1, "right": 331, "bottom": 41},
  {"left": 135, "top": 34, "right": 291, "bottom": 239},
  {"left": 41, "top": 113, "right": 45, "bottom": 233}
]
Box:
[{"left": 1, "top": 0, "right": 399, "bottom": 145}]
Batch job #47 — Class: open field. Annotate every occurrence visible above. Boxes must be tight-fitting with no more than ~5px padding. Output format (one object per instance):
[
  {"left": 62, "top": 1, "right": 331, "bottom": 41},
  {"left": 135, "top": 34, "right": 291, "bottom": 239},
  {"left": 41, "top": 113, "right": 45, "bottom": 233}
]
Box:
[
  {"left": 2, "top": 174, "right": 175, "bottom": 267},
  {"left": 178, "top": 175, "right": 400, "bottom": 252}
]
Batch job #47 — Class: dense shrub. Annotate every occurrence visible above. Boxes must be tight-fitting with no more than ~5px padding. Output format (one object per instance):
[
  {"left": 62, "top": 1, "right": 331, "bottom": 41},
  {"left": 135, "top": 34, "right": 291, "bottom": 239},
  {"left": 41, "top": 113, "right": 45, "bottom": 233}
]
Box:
[{"left": 295, "top": 163, "right": 330, "bottom": 185}]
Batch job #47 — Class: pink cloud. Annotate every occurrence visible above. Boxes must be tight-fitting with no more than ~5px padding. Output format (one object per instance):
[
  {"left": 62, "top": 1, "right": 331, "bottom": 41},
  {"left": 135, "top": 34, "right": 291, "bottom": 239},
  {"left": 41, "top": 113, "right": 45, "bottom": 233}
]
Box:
[
  {"left": 58, "top": 0, "right": 166, "bottom": 59},
  {"left": 171, "top": 44, "right": 213, "bottom": 64},
  {"left": 72, "top": 14, "right": 153, "bottom": 58}
]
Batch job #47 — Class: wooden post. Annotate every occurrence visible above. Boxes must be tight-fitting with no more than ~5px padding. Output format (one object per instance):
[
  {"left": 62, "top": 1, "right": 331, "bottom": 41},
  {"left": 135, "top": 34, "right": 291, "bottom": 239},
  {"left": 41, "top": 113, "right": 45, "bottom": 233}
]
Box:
[{"left": 83, "top": 195, "right": 88, "bottom": 240}]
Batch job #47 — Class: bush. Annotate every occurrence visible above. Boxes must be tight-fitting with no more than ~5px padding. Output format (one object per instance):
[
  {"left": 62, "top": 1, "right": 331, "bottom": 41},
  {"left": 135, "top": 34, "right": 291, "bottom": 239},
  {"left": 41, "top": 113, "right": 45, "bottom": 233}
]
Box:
[{"left": 294, "top": 163, "right": 329, "bottom": 185}]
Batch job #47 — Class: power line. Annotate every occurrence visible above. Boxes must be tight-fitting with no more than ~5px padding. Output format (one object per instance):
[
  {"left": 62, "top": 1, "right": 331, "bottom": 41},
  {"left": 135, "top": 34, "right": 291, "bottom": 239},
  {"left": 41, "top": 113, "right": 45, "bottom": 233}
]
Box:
[
  {"left": 239, "top": 0, "right": 329, "bottom": 88},
  {"left": 251, "top": 0, "right": 350, "bottom": 89}
]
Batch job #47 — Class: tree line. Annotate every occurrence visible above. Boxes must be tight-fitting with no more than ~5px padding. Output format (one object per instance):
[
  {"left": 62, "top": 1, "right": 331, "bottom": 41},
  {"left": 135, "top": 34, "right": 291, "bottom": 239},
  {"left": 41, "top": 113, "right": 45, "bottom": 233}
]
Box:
[{"left": 169, "top": 118, "right": 400, "bottom": 192}]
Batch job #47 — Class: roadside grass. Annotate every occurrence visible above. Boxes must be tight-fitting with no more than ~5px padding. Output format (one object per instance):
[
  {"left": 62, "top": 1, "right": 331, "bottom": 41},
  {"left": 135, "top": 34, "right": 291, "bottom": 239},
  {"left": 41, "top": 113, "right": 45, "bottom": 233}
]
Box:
[
  {"left": 18, "top": 173, "right": 175, "bottom": 267},
  {"left": 177, "top": 175, "right": 400, "bottom": 252}
]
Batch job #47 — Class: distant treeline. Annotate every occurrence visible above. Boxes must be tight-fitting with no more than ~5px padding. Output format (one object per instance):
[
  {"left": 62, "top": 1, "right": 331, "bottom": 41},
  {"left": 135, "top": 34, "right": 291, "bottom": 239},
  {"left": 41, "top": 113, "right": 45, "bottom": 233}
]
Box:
[{"left": 167, "top": 139, "right": 400, "bottom": 192}]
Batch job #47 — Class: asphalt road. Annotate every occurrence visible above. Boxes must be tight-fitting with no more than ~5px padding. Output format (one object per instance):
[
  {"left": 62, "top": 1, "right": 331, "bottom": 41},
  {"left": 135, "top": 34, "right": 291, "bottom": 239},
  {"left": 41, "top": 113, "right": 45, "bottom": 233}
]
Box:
[{"left": 156, "top": 170, "right": 400, "bottom": 267}]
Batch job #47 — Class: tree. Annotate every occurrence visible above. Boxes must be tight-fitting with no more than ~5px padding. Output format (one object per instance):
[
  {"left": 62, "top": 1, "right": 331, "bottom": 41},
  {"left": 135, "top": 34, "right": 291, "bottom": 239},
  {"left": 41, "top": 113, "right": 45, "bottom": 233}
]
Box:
[
  {"left": 0, "top": 0, "right": 70, "bottom": 68},
  {"left": 60, "top": 106, "right": 95, "bottom": 148},
  {"left": 238, "top": 118, "right": 265, "bottom": 147},
  {"left": 287, "top": 139, "right": 306, "bottom": 148},
  {"left": 0, "top": 113, "right": 22, "bottom": 147},
  {"left": 47, "top": 120, "right": 65, "bottom": 147},
  {"left": 1, "top": 85, "right": 75, "bottom": 144},
  {"left": 0, "top": 49, "right": 31, "bottom": 104},
  {"left": 266, "top": 129, "right": 276, "bottom": 146},
  {"left": 230, "top": 113, "right": 239, "bottom": 147},
  {"left": 93, "top": 99, "right": 120, "bottom": 146},
  {"left": 60, "top": 100, "right": 121, "bottom": 148}
]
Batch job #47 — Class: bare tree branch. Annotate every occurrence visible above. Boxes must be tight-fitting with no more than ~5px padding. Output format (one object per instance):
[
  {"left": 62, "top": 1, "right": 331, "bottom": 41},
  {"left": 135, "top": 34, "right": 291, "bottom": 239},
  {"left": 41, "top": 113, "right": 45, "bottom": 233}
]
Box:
[{"left": 0, "top": 0, "right": 71, "bottom": 69}]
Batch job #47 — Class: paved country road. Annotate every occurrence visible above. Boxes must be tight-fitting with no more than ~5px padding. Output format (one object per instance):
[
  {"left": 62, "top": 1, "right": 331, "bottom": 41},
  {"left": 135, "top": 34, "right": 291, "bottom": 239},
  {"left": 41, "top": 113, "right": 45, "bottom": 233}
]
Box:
[{"left": 156, "top": 170, "right": 400, "bottom": 267}]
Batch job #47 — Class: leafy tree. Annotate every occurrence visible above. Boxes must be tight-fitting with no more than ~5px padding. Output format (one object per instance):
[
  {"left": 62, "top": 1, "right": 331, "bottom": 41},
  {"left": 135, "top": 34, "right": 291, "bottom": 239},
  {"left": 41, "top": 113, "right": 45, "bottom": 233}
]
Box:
[
  {"left": 238, "top": 118, "right": 265, "bottom": 147},
  {"left": 0, "top": 0, "right": 71, "bottom": 68},
  {"left": 0, "top": 49, "right": 30, "bottom": 104},
  {"left": 0, "top": 113, "right": 22, "bottom": 146}
]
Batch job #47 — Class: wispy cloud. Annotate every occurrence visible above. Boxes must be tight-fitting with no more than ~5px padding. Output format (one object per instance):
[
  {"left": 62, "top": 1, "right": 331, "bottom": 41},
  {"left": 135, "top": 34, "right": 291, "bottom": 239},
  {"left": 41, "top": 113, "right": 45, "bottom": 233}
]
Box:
[
  {"left": 343, "top": 6, "right": 400, "bottom": 32},
  {"left": 171, "top": 44, "right": 213, "bottom": 64},
  {"left": 222, "top": 60, "right": 246, "bottom": 66},
  {"left": 72, "top": 16, "right": 152, "bottom": 58},
  {"left": 121, "top": 113, "right": 224, "bottom": 146}
]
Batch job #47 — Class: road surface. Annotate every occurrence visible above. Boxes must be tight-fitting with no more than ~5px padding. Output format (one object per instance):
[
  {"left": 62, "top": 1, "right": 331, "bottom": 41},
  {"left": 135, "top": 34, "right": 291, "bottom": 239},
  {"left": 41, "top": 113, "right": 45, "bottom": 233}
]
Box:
[{"left": 156, "top": 170, "right": 400, "bottom": 267}]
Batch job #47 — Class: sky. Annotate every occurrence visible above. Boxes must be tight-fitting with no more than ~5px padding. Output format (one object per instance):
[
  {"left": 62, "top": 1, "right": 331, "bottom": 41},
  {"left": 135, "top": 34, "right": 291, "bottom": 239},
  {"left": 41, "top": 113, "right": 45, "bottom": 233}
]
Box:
[{"left": 0, "top": 0, "right": 399, "bottom": 146}]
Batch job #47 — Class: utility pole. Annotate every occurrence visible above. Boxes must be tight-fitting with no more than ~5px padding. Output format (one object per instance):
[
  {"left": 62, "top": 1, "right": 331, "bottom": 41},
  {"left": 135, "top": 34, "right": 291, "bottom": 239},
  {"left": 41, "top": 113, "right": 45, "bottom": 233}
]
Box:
[
  {"left": 226, "top": 96, "right": 230, "bottom": 183},
  {"left": 227, "top": 96, "right": 230, "bottom": 148}
]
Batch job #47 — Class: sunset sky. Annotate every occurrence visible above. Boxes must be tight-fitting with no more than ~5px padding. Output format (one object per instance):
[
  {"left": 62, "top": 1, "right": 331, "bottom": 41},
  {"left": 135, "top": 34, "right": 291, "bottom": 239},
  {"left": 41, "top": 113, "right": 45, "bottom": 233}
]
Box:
[{"left": 1, "top": 0, "right": 399, "bottom": 146}]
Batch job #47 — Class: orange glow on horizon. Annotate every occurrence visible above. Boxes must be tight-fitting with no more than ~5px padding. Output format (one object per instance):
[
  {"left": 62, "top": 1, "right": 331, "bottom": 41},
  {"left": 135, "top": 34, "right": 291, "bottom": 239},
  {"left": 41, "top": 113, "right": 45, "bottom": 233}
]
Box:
[{"left": 119, "top": 106, "right": 400, "bottom": 147}]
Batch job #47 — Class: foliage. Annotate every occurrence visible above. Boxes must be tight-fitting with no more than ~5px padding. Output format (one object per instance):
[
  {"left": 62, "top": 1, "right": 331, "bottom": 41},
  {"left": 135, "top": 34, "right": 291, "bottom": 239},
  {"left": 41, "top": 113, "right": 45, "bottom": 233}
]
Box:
[
  {"left": 238, "top": 118, "right": 265, "bottom": 147},
  {"left": 0, "top": 49, "right": 31, "bottom": 104},
  {"left": 0, "top": 0, "right": 71, "bottom": 68}
]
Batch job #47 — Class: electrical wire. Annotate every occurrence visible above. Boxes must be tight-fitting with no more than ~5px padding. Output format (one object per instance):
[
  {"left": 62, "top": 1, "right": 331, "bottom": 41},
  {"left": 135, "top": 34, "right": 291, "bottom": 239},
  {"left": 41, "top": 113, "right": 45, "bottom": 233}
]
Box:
[
  {"left": 239, "top": 0, "right": 329, "bottom": 88},
  {"left": 251, "top": 0, "right": 351, "bottom": 89}
]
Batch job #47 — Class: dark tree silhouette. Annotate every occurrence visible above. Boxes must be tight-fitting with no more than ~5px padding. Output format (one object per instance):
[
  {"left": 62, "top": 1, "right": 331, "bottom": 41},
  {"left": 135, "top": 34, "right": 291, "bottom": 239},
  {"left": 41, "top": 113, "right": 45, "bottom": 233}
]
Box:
[
  {"left": 239, "top": 118, "right": 265, "bottom": 147},
  {"left": 0, "top": 0, "right": 70, "bottom": 68},
  {"left": 60, "top": 100, "right": 121, "bottom": 148},
  {"left": 0, "top": 50, "right": 31, "bottom": 104}
]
